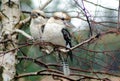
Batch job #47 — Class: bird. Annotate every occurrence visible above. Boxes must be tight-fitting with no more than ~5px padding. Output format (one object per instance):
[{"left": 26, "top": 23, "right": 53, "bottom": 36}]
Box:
[
  {"left": 30, "top": 9, "right": 47, "bottom": 41},
  {"left": 42, "top": 12, "right": 73, "bottom": 76}
]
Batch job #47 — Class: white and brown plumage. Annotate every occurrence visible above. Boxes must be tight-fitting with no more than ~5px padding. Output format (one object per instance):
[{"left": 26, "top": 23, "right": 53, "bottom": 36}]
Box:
[
  {"left": 42, "top": 12, "right": 72, "bottom": 49},
  {"left": 42, "top": 12, "right": 73, "bottom": 76},
  {"left": 30, "top": 9, "right": 46, "bottom": 41}
]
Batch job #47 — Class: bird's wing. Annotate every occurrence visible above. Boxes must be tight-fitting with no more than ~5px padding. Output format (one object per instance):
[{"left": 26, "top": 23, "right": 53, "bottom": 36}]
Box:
[
  {"left": 61, "top": 28, "right": 72, "bottom": 48},
  {"left": 61, "top": 28, "right": 73, "bottom": 61},
  {"left": 41, "top": 24, "right": 45, "bottom": 33}
]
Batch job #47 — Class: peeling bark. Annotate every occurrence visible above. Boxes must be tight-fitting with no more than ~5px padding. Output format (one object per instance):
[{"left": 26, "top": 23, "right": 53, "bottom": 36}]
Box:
[{"left": 1, "top": 0, "right": 20, "bottom": 81}]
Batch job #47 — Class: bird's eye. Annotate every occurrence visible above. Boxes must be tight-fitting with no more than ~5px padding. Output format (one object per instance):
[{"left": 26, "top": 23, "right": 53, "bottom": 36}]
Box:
[
  {"left": 37, "top": 13, "right": 41, "bottom": 16},
  {"left": 54, "top": 16, "right": 59, "bottom": 19},
  {"left": 37, "top": 13, "right": 45, "bottom": 18},
  {"left": 61, "top": 18, "right": 65, "bottom": 20}
]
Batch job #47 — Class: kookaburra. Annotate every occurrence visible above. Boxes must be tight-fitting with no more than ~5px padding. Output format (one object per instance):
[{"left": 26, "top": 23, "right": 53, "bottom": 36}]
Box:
[
  {"left": 42, "top": 12, "right": 73, "bottom": 76},
  {"left": 30, "top": 9, "right": 46, "bottom": 41}
]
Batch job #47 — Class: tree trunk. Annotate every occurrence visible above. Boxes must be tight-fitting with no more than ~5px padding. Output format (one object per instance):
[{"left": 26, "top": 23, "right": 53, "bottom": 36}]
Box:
[{"left": 1, "top": 0, "right": 20, "bottom": 81}]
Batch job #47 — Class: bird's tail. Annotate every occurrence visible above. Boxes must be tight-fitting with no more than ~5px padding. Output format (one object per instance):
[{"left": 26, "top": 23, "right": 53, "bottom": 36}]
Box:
[
  {"left": 68, "top": 50, "right": 73, "bottom": 62},
  {"left": 66, "top": 43, "right": 73, "bottom": 62},
  {"left": 62, "top": 61, "right": 70, "bottom": 76},
  {"left": 58, "top": 52, "right": 70, "bottom": 76}
]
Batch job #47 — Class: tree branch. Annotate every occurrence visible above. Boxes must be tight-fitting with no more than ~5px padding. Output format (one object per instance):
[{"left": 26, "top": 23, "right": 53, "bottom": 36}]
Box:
[
  {"left": 73, "top": 0, "right": 93, "bottom": 36},
  {"left": 15, "top": 69, "right": 105, "bottom": 81},
  {"left": 17, "top": 56, "right": 48, "bottom": 68},
  {"left": 84, "top": 0, "right": 117, "bottom": 11},
  {"left": 15, "top": 69, "right": 75, "bottom": 81},
  {"left": 14, "top": 29, "right": 33, "bottom": 39},
  {"left": 71, "top": 35, "right": 97, "bottom": 50},
  {"left": 40, "top": 0, "right": 53, "bottom": 10},
  {"left": 20, "top": 10, "right": 118, "bottom": 28},
  {"left": 0, "top": 30, "right": 119, "bottom": 56},
  {"left": 15, "top": 57, "right": 120, "bottom": 80},
  {"left": 57, "top": 35, "right": 98, "bottom": 53},
  {"left": 15, "top": 16, "right": 31, "bottom": 29},
  {"left": 0, "top": 12, "right": 2, "bottom": 21},
  {"left": 47, "top": 63, "right": 120, "bottom": 77}
]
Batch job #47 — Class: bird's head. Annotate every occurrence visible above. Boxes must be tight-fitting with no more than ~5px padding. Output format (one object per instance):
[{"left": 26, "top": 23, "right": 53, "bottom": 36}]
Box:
[
  {"left": 53, "top": 12, "right": 74, "bottom": 28},
  {"left": 30, "top": 9, "right": 46, "bottom": 24},
  {"left": 53, "top": 12, "right": 71, "bottom": 22}
]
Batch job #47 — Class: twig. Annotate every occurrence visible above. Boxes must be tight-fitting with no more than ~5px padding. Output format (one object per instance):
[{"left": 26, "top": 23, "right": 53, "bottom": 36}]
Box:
[
  {"left": 71, "top": 35, "right": 96, "bottom": 50},
  {"left": 15, "top": 69, "right": 110, "bottom": 81},
  {"left": 0, "top": 42, "right": 33, "bottom": 55},
  {"left": 64, "top": 35, "right": 97, "bottom": 53},
  {"left": 70, "top": 73, "right": 102, "bottom": 80},
  {"left": 15, "top": 60, "right": 120, "bottom": 79},
  {"left": 15, "top": 72, "right": 38, "bottom": 79},
  {"left": 14, "top": 29, "right": 33, "bottom": 39},
  {"left": 1, "top": 29, "right": 119, "bottom": 56},
  {"left": 70, "top": 67, "right": 120, "bottom": 77},
  {"left": 0, "top": 35, "right": 97, "bottom": 55},
  {"left": 80, "top": 46, "right": 120, "bottom": 53},
  {"left": 40, "top": 0, "right": 53, "bottom": 10},
  {"left": 21, "top": 11, "right": 31, "bottom": 14},
  {"left": 15, "top": 69, "right": 75, "bottom": 81},
  {"left": 20, "top": 10, "right": 118, "bottom": 28},
  {"left": 1, "top": 30, "right": 119, "bottom": 55},
  {"left": 37, "top": 69, "right": 63, "bottom": 75},
  {"left": 84, "top": 0, "right": 117, "bottom": 11},
  {"left": 47, "top": 63, "right": 120, "bottom": 77},
  {"left": 48, "top": 35, "right": 98, "bottom": 54},
  {"left": 72, "top": 15, "right": 116, "bottom": 28},
  {"left": 15, "top": 16, "right": 31, "bottom": 29},
  {"left": 17, "top": 56, "right": 48, "bottom": 68},
  {"left": 0, "top": 12, "right": 2, "bottom": 21},
  {"left": 74, "top": 0, "right": 93, "bottom": 36}
]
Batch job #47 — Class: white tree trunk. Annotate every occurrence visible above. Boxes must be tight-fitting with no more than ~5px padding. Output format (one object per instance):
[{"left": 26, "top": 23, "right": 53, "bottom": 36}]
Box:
[{"left": 1, "top": 0, "right": 20, "bottom": 81}]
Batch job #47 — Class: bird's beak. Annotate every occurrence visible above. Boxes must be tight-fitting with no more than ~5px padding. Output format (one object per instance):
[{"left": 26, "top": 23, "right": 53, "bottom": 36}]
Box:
[
  {"left": 63, "top": 21, "right": 75, "bottom": 28},
  {"left": 31, "top": 13, "right": 38, "bottom": 18}
]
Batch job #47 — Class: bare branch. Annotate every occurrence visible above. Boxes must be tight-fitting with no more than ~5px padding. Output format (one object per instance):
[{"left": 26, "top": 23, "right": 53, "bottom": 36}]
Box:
[
  {"left": 0, "top": 41, "right": 33, "bottom": 55},
  {"left": 17, "top": 56, "right": 48, "bottom": 68},
  {"left": 20, "top": 10, "right": 118, "bottom": 28},
  {"left": 15, "top": 16, "right": 31, "bottom": 29},
  {"left": 21, "top": 11, "right": 31, "bottom": 14},
  {"left": 14, "top": 29, "right": 33, "bottom": 39},
  {"left": 15, "top": 72, "right": 38, "bottom": 79},
  {"left": 73, "top": 0, "right": 93, "bottom": 36},
  {"left": 40, "top": 0, "right": 53, "bottom": 10},
  {"left": 15, "top": 69, "right": 105, "bottom": 81},
  {"left": 67, "top": 30, "right": 120, "bottom": 53},
  {"left": 80, "top": 46, "right": 120, "bottom": 53},
  {"left": 15, "top": 56, "right": 120, "bottom": 80},
  {"left": 0, "top": 12, "right": 2, "bottom": 21},
  {"left": 15, "top": 69, "right": 75, "bottom": 81},
  {"left": 62, "top": 35, "right": 98, "bottom": 53},
  {"left": 47, "top": 63, "right": 120, "bottom": 77},
  {"left": 72, "top": 15, "right": 117, "bottom": 28},
  {"left": 84, "top": 0, "right": 117, "bottom": 11},
  {"left": 1, "top": 31, "right": 118, "bottom": 55}
]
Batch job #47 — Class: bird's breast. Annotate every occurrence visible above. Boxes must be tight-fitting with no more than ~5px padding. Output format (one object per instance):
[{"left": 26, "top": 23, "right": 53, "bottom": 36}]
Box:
[
  {"left": 42, "top": 23, "right": 66, "bottom": 46},
  {"left": 30, "top": 24, "right": 42, "bottom": 40}
]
